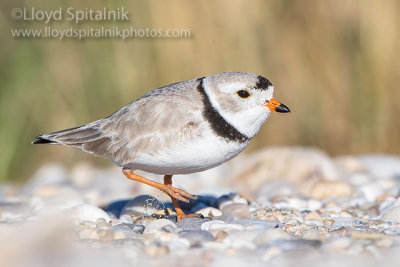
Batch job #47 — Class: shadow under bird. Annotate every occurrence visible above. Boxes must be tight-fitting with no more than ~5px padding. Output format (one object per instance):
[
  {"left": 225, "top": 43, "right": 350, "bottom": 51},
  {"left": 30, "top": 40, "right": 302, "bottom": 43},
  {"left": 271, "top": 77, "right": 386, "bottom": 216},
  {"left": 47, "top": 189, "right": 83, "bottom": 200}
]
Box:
[{"left": 33, "top": 72, "right": 290, "bottom": 221}]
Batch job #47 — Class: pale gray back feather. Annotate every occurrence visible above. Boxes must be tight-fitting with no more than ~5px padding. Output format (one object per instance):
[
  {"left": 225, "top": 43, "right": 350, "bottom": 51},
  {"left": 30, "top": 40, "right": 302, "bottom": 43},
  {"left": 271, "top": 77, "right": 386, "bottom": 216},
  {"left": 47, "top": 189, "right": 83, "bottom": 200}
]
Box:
[{"left": 37, "top": 78, "right": 204, "bottom": 166}]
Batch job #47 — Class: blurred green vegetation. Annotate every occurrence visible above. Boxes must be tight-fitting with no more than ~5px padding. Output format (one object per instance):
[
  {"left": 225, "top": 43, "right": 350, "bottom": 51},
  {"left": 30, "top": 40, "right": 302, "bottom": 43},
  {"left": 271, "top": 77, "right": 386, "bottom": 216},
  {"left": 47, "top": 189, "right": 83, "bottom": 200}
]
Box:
[{"left": 0, "top": 0, "right": 399, "bottom": 182}]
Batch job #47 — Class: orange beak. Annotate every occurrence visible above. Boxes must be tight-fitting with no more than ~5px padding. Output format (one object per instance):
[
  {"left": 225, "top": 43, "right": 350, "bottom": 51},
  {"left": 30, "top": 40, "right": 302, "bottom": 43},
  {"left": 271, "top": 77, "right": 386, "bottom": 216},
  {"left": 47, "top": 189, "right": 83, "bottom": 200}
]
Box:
[{"left": 265, "top": 98, "right": 291, "bottom": 113}]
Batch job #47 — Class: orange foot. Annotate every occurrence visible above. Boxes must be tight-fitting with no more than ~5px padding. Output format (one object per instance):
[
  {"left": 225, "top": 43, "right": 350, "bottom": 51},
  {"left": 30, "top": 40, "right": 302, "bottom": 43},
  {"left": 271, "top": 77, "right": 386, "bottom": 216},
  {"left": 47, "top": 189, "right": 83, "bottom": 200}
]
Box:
[
  {"left": 176, "top": 211, "right": 201, "bottom": 221},
  {"left": 122, "top": 169, "right": 200, "bottom": 221}
]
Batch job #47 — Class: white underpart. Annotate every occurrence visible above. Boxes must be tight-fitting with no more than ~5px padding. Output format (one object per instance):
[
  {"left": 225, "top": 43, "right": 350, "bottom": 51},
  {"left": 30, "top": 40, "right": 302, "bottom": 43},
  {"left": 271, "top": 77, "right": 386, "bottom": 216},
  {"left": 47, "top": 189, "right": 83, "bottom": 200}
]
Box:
[{"left": 127, "top": 124, "right": 248, "bottom": 175}]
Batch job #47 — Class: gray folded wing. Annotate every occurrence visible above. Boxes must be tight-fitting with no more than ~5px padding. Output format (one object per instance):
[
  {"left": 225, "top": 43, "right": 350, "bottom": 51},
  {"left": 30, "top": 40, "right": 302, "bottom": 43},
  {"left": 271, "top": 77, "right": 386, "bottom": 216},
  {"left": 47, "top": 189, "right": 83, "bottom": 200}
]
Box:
[{"left": 33, "top": 78, "right": 204, "bottom": 166}]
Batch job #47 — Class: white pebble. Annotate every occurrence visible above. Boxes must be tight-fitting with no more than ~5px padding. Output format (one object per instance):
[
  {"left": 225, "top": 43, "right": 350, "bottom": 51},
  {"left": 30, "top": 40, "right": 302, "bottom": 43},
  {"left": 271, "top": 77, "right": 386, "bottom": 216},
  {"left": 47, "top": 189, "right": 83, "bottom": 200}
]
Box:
[
  {"left": 67, "top": 204, "right": 111, "bottom": 222},
  {"left": 201, "top": 220, "right": 226, "bottom": 231},
  {"left": 143, "top": 219, "right": 177, "bottom": 234},
  {"left": 381, "top": 206, "right": 400, "bottom": 223},
  {"left": 208, "top": 223, "right": 245, "bottom": 231},
  {"left": 196, "top": 207, "right": 223, "bottom": 218}
]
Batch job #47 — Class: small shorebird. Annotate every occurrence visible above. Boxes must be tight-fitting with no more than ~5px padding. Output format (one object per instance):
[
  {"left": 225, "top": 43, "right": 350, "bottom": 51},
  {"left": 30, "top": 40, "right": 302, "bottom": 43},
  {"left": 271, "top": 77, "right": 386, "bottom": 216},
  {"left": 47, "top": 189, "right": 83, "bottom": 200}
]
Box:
[{"left": 33, "top": 72, "right": 290, "bottom": 220}]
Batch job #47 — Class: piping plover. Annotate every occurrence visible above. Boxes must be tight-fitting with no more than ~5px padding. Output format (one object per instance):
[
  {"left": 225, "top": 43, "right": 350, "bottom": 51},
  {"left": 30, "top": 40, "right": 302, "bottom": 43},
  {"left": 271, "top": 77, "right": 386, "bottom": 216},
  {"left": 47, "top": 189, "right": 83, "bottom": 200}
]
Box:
[{"left": 33, "top": 72, "right": 290, "bottom": 220}]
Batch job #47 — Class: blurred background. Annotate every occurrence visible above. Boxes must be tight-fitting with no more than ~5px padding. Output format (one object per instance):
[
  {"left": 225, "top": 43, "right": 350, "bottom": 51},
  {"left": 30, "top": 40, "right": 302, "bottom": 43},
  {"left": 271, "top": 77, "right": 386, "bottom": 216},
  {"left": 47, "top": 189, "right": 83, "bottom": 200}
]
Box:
[{"left": 0, "top": 0, "right": 399, "bottom": 183}]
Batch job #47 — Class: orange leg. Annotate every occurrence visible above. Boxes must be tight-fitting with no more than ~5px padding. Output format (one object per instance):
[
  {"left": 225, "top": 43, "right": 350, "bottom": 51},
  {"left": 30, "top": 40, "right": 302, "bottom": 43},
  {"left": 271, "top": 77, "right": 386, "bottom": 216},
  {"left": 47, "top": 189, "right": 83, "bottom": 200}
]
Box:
[
  {"left": 122, "top": 168, "right": 199, "bottom": 220},
  {"left": 164, "top": 175, "right": 200, "bottom": 221}
]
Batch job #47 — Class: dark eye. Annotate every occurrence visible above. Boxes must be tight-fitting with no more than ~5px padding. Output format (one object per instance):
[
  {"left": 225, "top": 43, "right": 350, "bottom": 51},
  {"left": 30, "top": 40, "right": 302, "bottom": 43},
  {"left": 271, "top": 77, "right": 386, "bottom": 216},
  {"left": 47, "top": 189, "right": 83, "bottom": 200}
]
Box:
[{"left": 236, "top": 90, "right": 251, "bottom": 99}]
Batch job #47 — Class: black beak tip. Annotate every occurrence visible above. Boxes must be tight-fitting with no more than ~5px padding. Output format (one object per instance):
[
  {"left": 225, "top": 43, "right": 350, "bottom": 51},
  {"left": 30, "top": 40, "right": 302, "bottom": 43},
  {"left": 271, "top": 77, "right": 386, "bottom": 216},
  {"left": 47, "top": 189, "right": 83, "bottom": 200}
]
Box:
[{"left": 276, "top": 103, "right": 291, "bottom": 113}]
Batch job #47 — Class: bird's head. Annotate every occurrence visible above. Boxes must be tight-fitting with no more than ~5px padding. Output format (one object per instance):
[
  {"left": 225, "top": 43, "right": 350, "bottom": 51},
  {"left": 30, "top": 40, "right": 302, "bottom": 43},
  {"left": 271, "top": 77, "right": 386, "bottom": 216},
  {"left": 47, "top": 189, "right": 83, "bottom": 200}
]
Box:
[{"left": 203, "top": 72, "right": 290, "bottom": 138}]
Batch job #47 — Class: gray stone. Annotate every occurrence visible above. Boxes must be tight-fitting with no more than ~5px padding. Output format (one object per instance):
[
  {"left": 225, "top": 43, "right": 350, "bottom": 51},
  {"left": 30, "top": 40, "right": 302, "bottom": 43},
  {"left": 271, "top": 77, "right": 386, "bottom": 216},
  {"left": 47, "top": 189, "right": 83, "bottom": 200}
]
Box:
[
  {"left": 167, "top": 237, "right": 191, "bottom": 250},
  {"left": 195, "top": 207, "right": 223, "bottom": 218},
  {"left": 0, "top": 201, "right": 32, "bottom": 222},
  {"left": 381, "top": 206, "right": 400, "bottom": 223},
  {"left": 234, "top": 219, "right": 279, "bottom": 230},
  {"left": 143, "top": 219, "right": 177, "bottom": 234},
  {"left": 110, "top": 223, "right": 145, "bottom": 235},
  {"left": 223, "top": 230, "right": 263, "bottom": 249},
  {"left": 358, "top": 155, "right": 400, "bottom": 179},
  {"left": 253, "top": 228, "right": 291, "bottom": 246},
  {"left": 357, "top": 183, "right": 384, "bottom": 202},
  {"left": 332, "top": 217, "right": 357, "bottom": 227},
  {"left": 201, "top": 220, "right": 226, "bottom": 231},
  {"left": 67, "top": 204, "right": 111, "bottom": 222},
  {"left": 121, "top": 195, "right": 161, "bottom": 217},
  {"left": 216, "top": 195, "right": 233, "bottom": 210},
  {"left": 252, "top": 207, "right": 303, "bottom": 223},
  {"left": 179, "top": 230, "right": 215, "bottom": 245},
  {"left": 96, "top": 221, "right": 111, "bottom": 230},
  {"left": 221, "top": 203, "right": 251, "bottom": 219},
  {"left": 118, "top": 214, "right": 133, "bottom": 224},
  {"left": 216, "top": 193, "right": 248, "bottom": 210},
  {"left": 208, "top": 222, "right": 245, "bottom": 231},
  {"left": 265, "top": 239, "right": 322, "bottom": 251},
  {"left": 111, "top": 238, "right": 145, "bottom": 248},
  {"left": 133, "top": 216, "right": 156, "bottom": 227},
  {"left": 176, "top": 217, "right": 211, "bottom": 231},
  {"left": 304, "top": 219, "right": 324, "bottom": 226}
]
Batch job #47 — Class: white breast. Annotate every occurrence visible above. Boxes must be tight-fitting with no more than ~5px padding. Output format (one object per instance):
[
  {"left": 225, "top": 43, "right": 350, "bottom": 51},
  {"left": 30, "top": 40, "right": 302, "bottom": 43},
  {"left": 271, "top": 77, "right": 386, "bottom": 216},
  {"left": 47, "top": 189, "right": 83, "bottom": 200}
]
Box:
[{"left": 125, "top": 126, "right": 249, "bottom": 175}]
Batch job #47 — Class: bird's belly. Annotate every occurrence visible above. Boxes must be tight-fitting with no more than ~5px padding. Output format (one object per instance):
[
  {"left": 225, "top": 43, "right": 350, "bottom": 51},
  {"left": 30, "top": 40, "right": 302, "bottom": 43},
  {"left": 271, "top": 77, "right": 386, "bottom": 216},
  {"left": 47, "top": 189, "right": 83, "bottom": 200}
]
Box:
[{"left": 123, "top": 134, "right": 249, "bottom": 175}]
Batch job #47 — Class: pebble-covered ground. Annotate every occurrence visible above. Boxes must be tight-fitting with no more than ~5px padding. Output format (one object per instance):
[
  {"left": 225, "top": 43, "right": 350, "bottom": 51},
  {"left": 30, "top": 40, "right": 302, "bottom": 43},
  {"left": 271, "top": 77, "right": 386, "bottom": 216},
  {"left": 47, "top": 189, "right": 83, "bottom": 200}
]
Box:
[{"left": 1, "top": 147, "right": 400, "bottom": 267}]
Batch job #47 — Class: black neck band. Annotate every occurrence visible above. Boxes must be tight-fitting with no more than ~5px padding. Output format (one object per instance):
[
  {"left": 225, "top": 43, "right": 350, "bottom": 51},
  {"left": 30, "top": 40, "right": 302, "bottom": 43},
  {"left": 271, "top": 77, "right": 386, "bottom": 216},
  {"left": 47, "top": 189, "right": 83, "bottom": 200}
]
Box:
[{"left": 196, "top": 78, "right": 250, "bottom": 143}]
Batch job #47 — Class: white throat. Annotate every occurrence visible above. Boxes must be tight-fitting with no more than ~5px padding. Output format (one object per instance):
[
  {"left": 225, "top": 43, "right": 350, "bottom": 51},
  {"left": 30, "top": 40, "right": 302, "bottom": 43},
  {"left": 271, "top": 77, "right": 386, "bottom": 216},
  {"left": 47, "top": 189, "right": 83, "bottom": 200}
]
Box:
[{"left": 203, "top": 80, "right": 271, "bottom": 138}]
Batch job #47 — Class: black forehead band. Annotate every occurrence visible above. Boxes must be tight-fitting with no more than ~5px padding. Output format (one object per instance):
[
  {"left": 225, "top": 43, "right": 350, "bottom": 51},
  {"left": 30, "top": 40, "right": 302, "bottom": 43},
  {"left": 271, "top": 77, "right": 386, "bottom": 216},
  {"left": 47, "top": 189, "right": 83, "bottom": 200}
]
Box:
[{"left": 255, "top": 75, "right": 273, "bottom": 90}]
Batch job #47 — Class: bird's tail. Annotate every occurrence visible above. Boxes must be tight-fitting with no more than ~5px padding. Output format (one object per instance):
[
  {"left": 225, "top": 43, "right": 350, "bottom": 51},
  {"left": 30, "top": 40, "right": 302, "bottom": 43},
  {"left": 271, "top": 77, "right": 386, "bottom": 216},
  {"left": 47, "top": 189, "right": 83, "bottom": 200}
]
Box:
[
  {"left": 32, "top": 120, "right": 104, "bottom": 146},
  {"left": 32, "top": 120, "right": 112, "bottom": 159}
]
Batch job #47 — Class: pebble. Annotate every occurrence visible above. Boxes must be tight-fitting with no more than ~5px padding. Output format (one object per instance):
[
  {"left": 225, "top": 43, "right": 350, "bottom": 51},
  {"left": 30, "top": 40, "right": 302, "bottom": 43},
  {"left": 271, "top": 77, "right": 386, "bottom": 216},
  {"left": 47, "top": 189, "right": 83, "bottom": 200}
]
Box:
[
  {"left": 96, "top": 221, "right": 111, "bottom": 230},
  {"left": 381, "top": 206, "right": 400, "bottom": 223},
  {"left": 216, "top": 196, "right": 234, "bottom": 210},
  {"left": 179, "top": 230, "right": 215, "bottom": 245},
  {"left": 120, "top": 195, "right": 161, "bottom": 217},
  {"left": 378, "top": 196, "right": 398, "bottom": 214},
  {"left": 223, "top": 230, "right": 262, "bottom": 249},
  {"left": 106, "top": 199, "right": 130, "bottom": 218},
  {"left": 143, "top": 219, "right": 177, "bottom": 234},
  {"left": 133, "top": 216, "right": 156, "bottom": 227},
  {"left": 252, "top": 207, "right": 303, "bottom": 223},
  {"left": 310, "top": 181, "right": 354, "bottom": 199},
  {"left": 118, "top": 214, "right": 133, "bottom": 224},
  {"left": 358, "top": 155, "right": 400, "bottom": 179},
  {"left": 234, "top": 219, "right": 279, "bottom": 230},
  {"left": 110, "top": 223, "right": 145, "bottom": 235},
  {"left": 144, "top": 246, "right": 169, "bottom": 257},
  {"left": 215, "top": 230, "right": 228, "bottom": 241},
  {"left": 331, "top": 227, "right": 351, "bottom": 236},
  {"left": 67, "top": 204, "right": 111, "bottom": 222},
  {"left": 113, "top": 231, "right": 127, "bottom": 240},
  {"left": 207, "top": 222, "right": 245, "bottom": 232},
  {"left": 332, "top": 217, "right": 357, "bottom": 227},
  {"left": 176, "top": 218, "right": 210, "bottom": 231},
  {"left": 358, "top": 183, "right": 385, "bottom": 202},
  {"left": 304, "top": 211, "right": 323, "bottom": 221},
  {"left": 79, "top": 229, "right": 99, "bottom": 239},
  {"left": 304, "top": 219, "right": 324, "bottom": 226},
  {"left": 201, "top": 220, "right": 226, "bottom": 231},
  {"left": 216, "top": 193, "right": 248, "bottom": 210},
  {"left": 195, "top": 207, "right": 223, "bottom": 218},
  {"left": 97, "top": 229, "right": 114, "bottom": 241},
  {"left": 221, "top": 203, "right": 251, "bottom": 219},
  {"left": 253, "top": 228, "right": 290, "bottom": 246},
  {"left": 4, "top": 150, "right": 400, "bottom": 266},
  {"left": 167, "top": 237, "right": 191, "bottom": 250}
]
